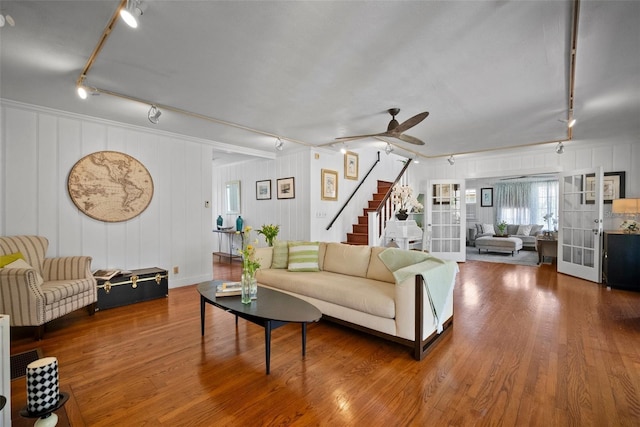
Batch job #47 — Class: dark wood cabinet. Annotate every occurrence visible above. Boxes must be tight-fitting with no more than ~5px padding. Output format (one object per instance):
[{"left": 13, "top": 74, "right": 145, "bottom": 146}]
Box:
[{"left": 603, "top": 231, "right": 640, "bottom": 291}]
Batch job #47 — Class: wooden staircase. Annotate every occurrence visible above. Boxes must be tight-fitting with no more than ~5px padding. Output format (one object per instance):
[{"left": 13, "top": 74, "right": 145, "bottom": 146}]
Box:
[{"left": 345, "top": 180, "right": 393, "bottom": 245}]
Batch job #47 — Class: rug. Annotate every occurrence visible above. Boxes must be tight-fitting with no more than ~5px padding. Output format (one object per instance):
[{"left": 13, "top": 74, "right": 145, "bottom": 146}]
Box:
[
  {"left": 10, "top": 348, "right": 43, "bottom": 380},
  {"left": 465, "top": 246, "right": 544, "bottom": 267}
]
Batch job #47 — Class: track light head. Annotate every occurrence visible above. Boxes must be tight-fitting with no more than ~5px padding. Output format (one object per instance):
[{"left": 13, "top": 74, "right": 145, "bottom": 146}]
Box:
[
  {"left": 555, "top": 142, "right": 564, "bottom": 154},
  {"left": 120, "top": 0, "right": 142, "bottom": 28},
  {"left": 447, "top": 155, "right": 455, "bottom": 165},
  {"left": 275, "top": 138, "right": 284, "bottom": 151},
  {"left": 568, "top": 118, "right": 576, "bottom": 128},
  {"left": 77, "top": 86, "right": 88, "bottom": 100},
  {"left": 384, "top": 143, "right": 394, "bottom": 155},
  {"left": 148, "top": 105, "right": 161, "bottom": 124}
]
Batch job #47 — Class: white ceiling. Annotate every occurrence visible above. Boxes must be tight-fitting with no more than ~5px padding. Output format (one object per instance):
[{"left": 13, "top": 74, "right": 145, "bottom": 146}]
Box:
[{"left": 1, "top": 1, "right": 638, "bottom": 161}]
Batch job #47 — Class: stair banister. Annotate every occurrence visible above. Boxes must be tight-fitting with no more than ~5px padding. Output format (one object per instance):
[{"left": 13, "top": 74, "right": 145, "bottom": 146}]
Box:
[
  {"left": 326, "top": 151, "right": 381, "bottom": 231},
  {"left": 368, "top": 159, "right": 412, "bottom": 246}
]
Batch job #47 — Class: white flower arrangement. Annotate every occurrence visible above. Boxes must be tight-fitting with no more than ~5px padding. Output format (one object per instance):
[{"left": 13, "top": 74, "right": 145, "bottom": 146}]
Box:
[{"left": 392, "top": 184, "right": 423, "bottom": 213}]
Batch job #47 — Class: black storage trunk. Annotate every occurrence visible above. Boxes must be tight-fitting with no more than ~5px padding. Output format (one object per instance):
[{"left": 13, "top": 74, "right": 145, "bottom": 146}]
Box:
[{"left": 96, "top": 267, "right": 168, "bottom": 310}]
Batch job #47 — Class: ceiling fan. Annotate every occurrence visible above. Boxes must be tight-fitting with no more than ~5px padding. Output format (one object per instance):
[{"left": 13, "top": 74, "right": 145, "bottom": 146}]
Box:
[{"left": 335, "top": 108, "right": 429, "bottom": 146}]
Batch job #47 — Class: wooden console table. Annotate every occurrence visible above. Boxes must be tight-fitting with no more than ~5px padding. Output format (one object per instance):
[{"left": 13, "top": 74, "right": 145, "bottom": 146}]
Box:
[{"left": 536, "top": 236, "right": 557, "bottom": 265}]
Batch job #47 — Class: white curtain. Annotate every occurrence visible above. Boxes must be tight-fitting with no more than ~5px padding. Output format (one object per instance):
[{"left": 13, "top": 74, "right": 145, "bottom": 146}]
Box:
[{"left": 495, "top": 180, "right": 558, "bottom": 228}]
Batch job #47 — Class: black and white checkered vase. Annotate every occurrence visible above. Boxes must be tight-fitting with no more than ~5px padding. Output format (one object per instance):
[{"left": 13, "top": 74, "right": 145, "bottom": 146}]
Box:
[{"left": 26, "top": 357, "right": 59, "bottom": 413}]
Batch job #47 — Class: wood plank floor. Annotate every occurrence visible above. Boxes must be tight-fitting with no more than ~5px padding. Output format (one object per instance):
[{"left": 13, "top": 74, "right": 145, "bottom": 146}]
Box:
[{"left": 9, "top": 258, "right": 640, "bottom": 426}]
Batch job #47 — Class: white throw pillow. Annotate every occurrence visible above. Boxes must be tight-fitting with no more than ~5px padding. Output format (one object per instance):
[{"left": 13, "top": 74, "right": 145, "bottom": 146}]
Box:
[
  {"left": 517, "top": 225, "right": 532, "bottom": 236},
  {"left": 4, "top": 258, "right": 44, "bottom": 284},
  {"left": 482, "top": 224, "right": 495, "bottom": 234}
]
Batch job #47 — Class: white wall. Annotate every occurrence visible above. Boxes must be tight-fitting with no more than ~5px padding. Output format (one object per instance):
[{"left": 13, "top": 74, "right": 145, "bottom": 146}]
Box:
[
  {"left": 211, "top": 149, "right": 311, "bottom": 244},
  {"left": 1, "top": 101, "right": 216, "bottom": 288},
  {"left": 212, "top": 148, "right": 405, "bottom": 245},
  {"left": 414, "top": 139, "right": 640, "bottom": 230}
]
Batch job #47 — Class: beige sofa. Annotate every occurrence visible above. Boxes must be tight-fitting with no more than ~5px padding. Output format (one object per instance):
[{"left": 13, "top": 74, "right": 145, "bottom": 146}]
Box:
[{"left": 254, "top": 242, "right": 458, "bottom": 360}]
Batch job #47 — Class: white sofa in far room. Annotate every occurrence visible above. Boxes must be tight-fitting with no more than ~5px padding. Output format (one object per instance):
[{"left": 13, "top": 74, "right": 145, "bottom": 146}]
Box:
[{"left": 468, "top": 223, "right": 544, "bottom": 248}]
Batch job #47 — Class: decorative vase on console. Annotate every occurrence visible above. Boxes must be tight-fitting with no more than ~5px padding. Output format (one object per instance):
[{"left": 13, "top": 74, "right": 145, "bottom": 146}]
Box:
[
  {"left": 236, "top": 216, "right": 243, "bottom": 232},
  {"left": 216, "top": 215, "right": 223, "bottom": 229},
  {"left": 395, "top": 209, "right": 409, "bottom": 221}
]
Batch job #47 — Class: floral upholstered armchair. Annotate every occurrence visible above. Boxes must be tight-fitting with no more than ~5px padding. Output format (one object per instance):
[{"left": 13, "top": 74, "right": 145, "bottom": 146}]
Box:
[{"left": 0, "top": 235, "right": 97, "bottom": 339}]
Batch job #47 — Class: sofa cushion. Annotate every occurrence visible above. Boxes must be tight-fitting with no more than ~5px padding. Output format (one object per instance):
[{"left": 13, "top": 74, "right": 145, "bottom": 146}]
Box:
[
  {"left": 482, "top": 223, "right": 495, "bottom": 235},
  {"left": 288, "top": 242, "right": 320, "bottom": 272},
  {"left": 506, "top": 224, "right": 519, "bottom": 235},
  {"left": 366, "top": 246, "right": 396, "bottom": 283},
  {"left": 516, "top": 224, "right": 532, "bottom": 236},
  {"left": 257, "top": 269, "right": 395, "bottom": 319},
  {"left": 323, "top": 243, "right": 371, "bottom": 278},
  {"left": 5, "top": 258, "right": 44, "bottom": 284},
  {"left": 271, "top": 240, "right": 289, "bottom": 269},
  {"left": 530, "top": 224, "right": 543, "bottom": 236},
  {"left": 41, "top": 278, "right": 96, "bottom": 304},
  {"left": 0, "top": 252, "right": 24, "bottom": 267}
]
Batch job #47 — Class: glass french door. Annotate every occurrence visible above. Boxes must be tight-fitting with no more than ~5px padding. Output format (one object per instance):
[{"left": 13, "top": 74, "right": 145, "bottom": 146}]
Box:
[
  {"left": 557, "top": 167, "right": 603, "bottom": 283},
  {"left": 427, "top": 180, "right": 466, "bottom": 262}
]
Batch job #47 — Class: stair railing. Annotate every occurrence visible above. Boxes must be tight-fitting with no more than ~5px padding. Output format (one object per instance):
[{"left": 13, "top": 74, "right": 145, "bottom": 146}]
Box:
[
  {"left": 326, "top": 151, "right": 381, "bottom": 231},
  {"left": 367, "top": 159, "right": 412, "bottom": 246}
]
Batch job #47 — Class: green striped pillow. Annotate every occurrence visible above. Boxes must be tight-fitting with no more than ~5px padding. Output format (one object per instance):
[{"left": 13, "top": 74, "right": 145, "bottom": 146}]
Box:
[
  {"left": 288, "top": 242, "right": 320, "bottom": 272},
  {"left": 271, "top": 240, "right": 289, "bottom": 269}
]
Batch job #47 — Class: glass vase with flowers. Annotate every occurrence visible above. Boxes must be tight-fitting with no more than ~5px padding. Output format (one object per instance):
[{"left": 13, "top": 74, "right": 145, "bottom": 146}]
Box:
[
  {"left": 256, "top": 224, "right": 280, "bottom": 247},
  {"left": 237, "top": 226, "right": 261, "bottom": 303}
]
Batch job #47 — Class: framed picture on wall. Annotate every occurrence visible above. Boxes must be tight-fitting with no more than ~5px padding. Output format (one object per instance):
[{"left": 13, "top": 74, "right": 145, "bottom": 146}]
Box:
[
  {"left": 255, "top": 180, "right": 271, "bottom": 200},
  {"left": 321, "top": 169, "right": 338, "bottom": 201},
  {"left": 480, "top": 187, "right": 493, "bottom": 207},
  {"left": 276, "top": 177, "right": 295, "bottom": 199},
  {"left": 344, "top": 151, "right": 358, "bottom": 180},
  {"left": 585, "top": 171, "right": 625, "bottom": 204}
]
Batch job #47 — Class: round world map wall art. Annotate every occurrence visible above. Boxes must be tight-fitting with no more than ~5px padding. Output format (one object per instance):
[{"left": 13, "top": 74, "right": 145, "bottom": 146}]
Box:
[{"left": 68, "top": 151, "right": 154, "bottom": 222}]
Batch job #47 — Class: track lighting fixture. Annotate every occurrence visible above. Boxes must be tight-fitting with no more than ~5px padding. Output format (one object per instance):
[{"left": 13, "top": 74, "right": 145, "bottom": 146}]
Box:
[
  {"left": 77, "top": 86, "right": 88, "bottom": 100},
  {"left": 0, "top": 13, "right": 15, "bottom": 27},
  {"left": 555, "top": 142, "right": 564, "bottom": 154},
  {"left": 275, "top": 138, "right": 284, "bottom": 151},
  {"left": 447, "top": 155, "right": 455, "bottom": 165},
  {"left": 568, "top": 118, "right": 576, "bottom": 128},
  {"left": 120, "top": 0, "right": 142, "bottom": 28},
  {"left": 148, "top": 105, "right": 161, "bottom": 124},
  {"left": 384, "top": 143, "right": 394, "bottom": 155}
]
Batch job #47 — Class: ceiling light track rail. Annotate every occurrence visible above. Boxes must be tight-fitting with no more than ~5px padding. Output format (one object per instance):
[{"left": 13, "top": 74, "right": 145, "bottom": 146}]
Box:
[
  {"left": 75, "top": 0, "right": 126, "bottom": 91},
  {"left": 567, "top": 0, "right": 580, "bottom": 140},
  {"left": 92, "top": 86, "right": 310, "bottom": 147}
]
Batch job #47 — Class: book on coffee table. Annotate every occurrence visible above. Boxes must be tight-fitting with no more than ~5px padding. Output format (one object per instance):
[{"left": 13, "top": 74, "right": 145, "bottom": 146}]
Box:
[{"left": 216, "top": 281, "right": 242, "bottom": 297}]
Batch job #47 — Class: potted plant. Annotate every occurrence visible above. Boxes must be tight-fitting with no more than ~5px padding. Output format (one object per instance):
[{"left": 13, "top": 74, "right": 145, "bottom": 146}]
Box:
[
  {"left": 256, "top": 224, "right": 280, "bottom": 246},
  {"left": 392, "top": 184, "right": 423, "bottom": 220},
  {"left": 496, "top": 220, "right": 508, "bottom": 236}
]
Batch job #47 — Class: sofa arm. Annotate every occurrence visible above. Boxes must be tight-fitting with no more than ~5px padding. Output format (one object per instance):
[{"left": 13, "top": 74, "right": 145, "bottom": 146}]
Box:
[
  {"left": 0, "top": 268, "right": 46, "bottom": 326},
  {"left": 42, "top": 256, "right": 94, "bottom": 281},
  {"left": 254, "top": 247, "right": 273, "bottom": 271}
]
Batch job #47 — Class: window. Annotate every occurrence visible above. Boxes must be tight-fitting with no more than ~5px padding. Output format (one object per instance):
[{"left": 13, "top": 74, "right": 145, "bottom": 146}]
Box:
[
  {"left": 495, "top": 180, "right": 558, "bottom": 228},
  {"left": 465, "top": 189, "right": 477, "bottom": 221}
]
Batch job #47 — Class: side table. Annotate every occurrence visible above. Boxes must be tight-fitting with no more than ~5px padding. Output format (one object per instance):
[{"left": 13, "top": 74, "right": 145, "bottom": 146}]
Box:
[{"left": 536, "top": 236, "right": 558, "bottom": 264}]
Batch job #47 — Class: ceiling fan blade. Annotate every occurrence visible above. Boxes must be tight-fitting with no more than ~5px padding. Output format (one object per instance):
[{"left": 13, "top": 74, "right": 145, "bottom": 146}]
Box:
[
  {"left": 392, "top": 111, "right": 429, "bottom": 134},
  {"left": 396, "top": 134, "right": 425, "bottom": 145},
  {"left": 334, "top": 132, "right": 384, "bottom": 142}
]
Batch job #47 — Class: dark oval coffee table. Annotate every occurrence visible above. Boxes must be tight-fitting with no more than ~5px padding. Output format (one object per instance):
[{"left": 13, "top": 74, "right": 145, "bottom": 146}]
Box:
[{"left": 198, "top": 280, "right": 322, "bottom": 374}]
